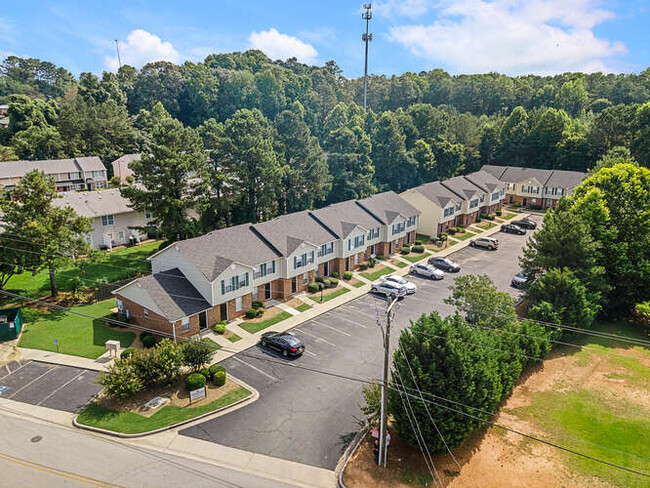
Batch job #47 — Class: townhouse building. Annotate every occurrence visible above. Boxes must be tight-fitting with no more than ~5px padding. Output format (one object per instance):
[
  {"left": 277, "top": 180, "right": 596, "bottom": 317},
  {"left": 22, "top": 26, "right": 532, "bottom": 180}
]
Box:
[
  {"left": 0, "top": 157, "right": 108, "bottom": 193},
  {"left": 113, "top": 191, "right": 420, "bottom": 338},
  {"left": 400, "top": 180, "right": 464, "bottom": 238},
  {"left": 463, "top": 170, "right": 507, "bottom": 215},
  {"left": 481, "top": 165, "right": 587, "bottom": 209},
  {"left": 111, "top": 154, "right": 140, "bottom": 183},
  {"left": 53, "top": 188, "right": 152, "bottom": 249}
]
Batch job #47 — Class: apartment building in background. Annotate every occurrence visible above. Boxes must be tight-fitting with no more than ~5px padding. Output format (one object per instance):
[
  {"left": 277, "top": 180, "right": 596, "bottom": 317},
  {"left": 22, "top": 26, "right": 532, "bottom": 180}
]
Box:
[{"left": 0, "top": 157, "right": 108, "bottom": 193}]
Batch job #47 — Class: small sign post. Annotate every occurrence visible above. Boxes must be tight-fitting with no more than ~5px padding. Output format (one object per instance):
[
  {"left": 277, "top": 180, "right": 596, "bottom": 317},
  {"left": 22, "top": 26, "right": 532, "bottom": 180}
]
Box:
[
  {"left": 55, "top": 339, "right": 59, "bottom": 353},
  {"left": 189, "top": 386, "right": 206, "bottom": 404}
]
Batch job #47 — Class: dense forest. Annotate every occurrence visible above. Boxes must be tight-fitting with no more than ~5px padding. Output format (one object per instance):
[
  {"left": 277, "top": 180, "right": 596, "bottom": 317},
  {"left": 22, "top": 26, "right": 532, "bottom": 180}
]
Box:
[{"left": 0, "top": 52, "right": 648, "bottom": 231}]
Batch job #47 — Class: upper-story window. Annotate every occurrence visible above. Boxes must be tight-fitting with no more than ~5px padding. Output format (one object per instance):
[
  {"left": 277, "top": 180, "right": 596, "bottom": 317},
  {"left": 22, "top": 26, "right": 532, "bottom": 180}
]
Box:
[
  {"left": 90, "top": 170, "right": 105, "bottom": 179},
  {"left": 318, "top": 242, "right": 334, "bottom": 257},
  {"left": 443, "top": 206, "right": 454, "bottom": 218},
  {"left": 406, "top": 216, "right": 416, "bottom": 228},
  {"left": 491, "top": 190, "right": 501, "bottom": 201},
  {"left": 455, "top": 203, "right": 462, "bottom": 211},
  {"left": 366, "top": 227, "right": 380, "bottom": 240},
  {"left": 294, "top": 251, "right": 315, "bottom": 269},
  {"left": 221, "top": 272, "right": 249, "bottom": 294},
  {"left": 253, "top": 260, "right": 276, "bottom": 279},
  {"left": 101, "top": 214, "right": 114, "bottom": 226},
  {"left": 480, "top": 195, "right": 485, "bottom": 203},
  {"left": 68, "top": 172, "right": 82, "bottom": 180},
  {"left": 391, "top": 222, "right": 406, "bottom": 235},
  {"left": 145, "top": 212, "right": 152, "bottom": 219},
  {"left": 523, "top": 185, "right": 539, "bottom": 194},
  {"left": 348, "top": 235, "right": 365, "bottom": 250},
  {"left": 469, "top": 199, "right": 479, "bottom": 209}
]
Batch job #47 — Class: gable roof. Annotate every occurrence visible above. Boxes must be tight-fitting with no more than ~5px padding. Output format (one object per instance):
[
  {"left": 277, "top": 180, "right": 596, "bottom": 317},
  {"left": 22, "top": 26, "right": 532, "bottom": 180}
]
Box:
[
  {"left": 0, "top": 156, "right": 106, "bottom": 180},
  {"left": 119, "top": 268, "right": 211, "bottom": 322},
  {"left": 480, "top": 165, "right": 587, "bottom": 189},
  {"left": 410, "top": 180, "right": 461, "bottom": 208},
  {"left": 52, "top": 188, "right": 135, "bottom": 218},
  {"left": 498, "top": 166, "right": 551, "bottom": 186},
  {"left": 544, "top": 170, "right": 587, "bottom": 189},
  {"left": 252, "top": 210, "right": 337, "bottom": 256},
  {"left": 173, "top": 223, "right": 279, "bottom": 281},
  {"left": 440, "top": 175, "right": 482, "bottom": 201},
  {"left": 311, "top": 200, "right": 383, "bottom": 238},
  {"left": 480, "top": 165, "right": 508, "bottom": 180},
  {"left": 463, "top": 170, "right": 505, "bottom": 193},
  {"left": 356, "top": 191, "right": 420, "bottom": 224}
]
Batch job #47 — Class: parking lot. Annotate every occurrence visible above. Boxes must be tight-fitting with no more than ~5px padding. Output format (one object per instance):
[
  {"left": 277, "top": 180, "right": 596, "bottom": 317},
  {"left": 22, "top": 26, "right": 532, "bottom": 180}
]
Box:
[
  {"left": 180, "top": 215, "right": 541, "bottom": 470},
  {"left": 0, "top": 360, "right": 103, "bottom": 413}
]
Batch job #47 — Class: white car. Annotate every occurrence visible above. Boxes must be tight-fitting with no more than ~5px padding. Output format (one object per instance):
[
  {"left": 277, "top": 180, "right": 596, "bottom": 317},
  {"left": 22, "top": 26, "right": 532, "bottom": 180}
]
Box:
[
  {"left": 511, "top": 272, "right": 529, "bottom": 288},
  {"left": 410, "top": 263, "right": 445, "bottom": 280},
  {"left": 380, "top": 275, "right": 417, "bottom": 294},
  {"left": 370, "top": 280, "right": 407, "bottom": 299}
]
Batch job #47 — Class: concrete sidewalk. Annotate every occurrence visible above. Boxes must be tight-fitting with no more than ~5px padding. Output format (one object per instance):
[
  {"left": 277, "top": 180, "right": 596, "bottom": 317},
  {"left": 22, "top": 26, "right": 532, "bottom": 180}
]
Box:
[{"left": 0, "top": 343, "right": 113, "bottom": 372}]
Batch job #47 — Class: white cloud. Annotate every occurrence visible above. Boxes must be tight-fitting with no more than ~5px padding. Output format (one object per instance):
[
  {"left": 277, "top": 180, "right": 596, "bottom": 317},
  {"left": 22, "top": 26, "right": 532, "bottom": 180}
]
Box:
[
  {"left": 105, "top": 29, "right": 180, "bottom": 71},
  {"left": 388, "top": 0, "right": 627, "bottom": 74},
  {"left": 248, "top": 28, "right": 318, "bottom": 64},
  {"left": 375, "top": 0, "right": 434, "bottom": 18}
]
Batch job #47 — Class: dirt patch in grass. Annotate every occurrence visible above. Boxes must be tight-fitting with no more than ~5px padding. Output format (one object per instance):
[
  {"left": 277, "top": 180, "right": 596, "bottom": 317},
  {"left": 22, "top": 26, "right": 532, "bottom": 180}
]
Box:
[
  {"left": 242, "top": 305, "right": 284, "bottom": 323},
  {"left": 224, "top": 329, "right": 242, "bottom": 342}
]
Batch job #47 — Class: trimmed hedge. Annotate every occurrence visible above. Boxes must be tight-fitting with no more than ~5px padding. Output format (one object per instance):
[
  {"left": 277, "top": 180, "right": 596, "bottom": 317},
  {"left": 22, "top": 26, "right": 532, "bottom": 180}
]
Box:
[
  {"left": 199, "top": 368, "right": 211, "bottom": 379},
  {"left": 213, "top": 370, "right": 226, "bottom": 387},
  {"left": 141, "top": 335, "right": 156, "bottom": 348},
  {"left": 412, "top": 245, "right": 425, "bottom": 253},
  {"left": 331, "top": 271, "right": 339, "bottom": 278},
  {"left": 330, "top": 277, "right": 339, "bottom": 286},
  {"left": 496, "top": 210, "right": 502, "bottom": 216},
  {"left": 376, "top": 254, "right": 385, "bottom": 260},
  {"left": 252, "top": 301, "right": 264, "bottom": 309},
  {"left": 308, "top": 283, "right": 319, "bottom": 293},
  {"left": 359, "top": 262, "right": 369, "bottom": 270},
  {"left": 315, "top": 276, "right": 324, "bottom": 283},
  {"left": 214, "top": 322, "right": 226, "bottom": 334},
  {"left": 245, "top": 309, "right": 259, "bottom": 319},
  {"left": 343, "top": 271, "right": 353, "bottom": 280},
  {"left": 139, "top": 331, "right": 152, "bottom": 342},
  {"left": 120, "top": 347, "right": 137, "bottom": 359},
  {"left": 209, "top": 364, "right": 225, "bottom": 377},
  {"left": 401, "top": 246, "right": 411, "bottom": 254},
  {"left": 414, "top": 239, "right": 423, "bottom": 245},
  {"left": 185, "top": 373, "right": 206, "bottom": 391}
]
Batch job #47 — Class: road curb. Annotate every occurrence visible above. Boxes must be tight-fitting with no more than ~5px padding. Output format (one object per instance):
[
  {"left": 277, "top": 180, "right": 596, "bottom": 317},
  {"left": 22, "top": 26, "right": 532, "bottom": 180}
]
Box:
[
  {"left": 72, "top": 375, "right": 259, "bottom": 438},
  {"left": 335, "top": 423, "right": 370, "bottom": 488}
]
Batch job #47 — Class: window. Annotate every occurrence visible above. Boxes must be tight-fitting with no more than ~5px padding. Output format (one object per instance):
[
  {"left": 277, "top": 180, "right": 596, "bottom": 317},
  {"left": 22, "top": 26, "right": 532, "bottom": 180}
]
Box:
[
  {"left": 367, "top": 227, "right": 380, "bottom": 240},
  {"left": 294, "top": 252, "right": 314, "bottom": 269},
  {"left": 303, "top": 272, "right": 309, "bottom": 284},
  {"left": 391, "top": 222, "right": 406, "bottom": 235},
  {"left": 469, "top": 199, "right": 479, "bottom": 209},
  {"left": 407, "top": 216, "right": 416, "bottom": 228},
  {"left": 118, "top": 230, "right": 124, "bottom": 241},
  {"left": 90, "top": 170, "right": 105, "bottom": 179},
  {"left": 491, "top": 190, "right": 501, "bottom": 202},
  {"left": 235, "top": 297, "right": 242, "bottom": 312},
  {"left": 455, "top": 203, "right": 462, "bottom": 211},
  {"left": 318, "top": 242, "right": 334, "bottom": 257},
  {"left": 68, "top": 172, "right": 82, "bottom": 180},
  {"left": 181, "top": 317, "right": 190, "bottom": 332},
  {"left": 252, "top": 286, "right": 259, "bottom": 300},
  {"left": 145, "top": 212, "right": 152, "bottom": 219},
  {"left": 480, "top": 195, "right": 485, "bottom": 203},
  {"left": 101, "top": 214, "right": 114, "bottom": 226},
  {"left": 220, "top": 272, "right": 249, "bottom": 294},
  {"left": 444, "top": 206, "right": 454, "bottom": 218},
  {"left": 143, "top": 308, "right": 149, "bottom": 318}
]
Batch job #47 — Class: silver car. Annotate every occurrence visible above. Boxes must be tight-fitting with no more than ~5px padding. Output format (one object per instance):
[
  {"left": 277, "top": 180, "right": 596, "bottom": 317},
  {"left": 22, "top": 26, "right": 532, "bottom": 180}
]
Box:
[
  {"left": 410, "top": 263, "right": 445, "bottom": 280},
  {"left": 371, "top": 280, "right": 407, "bottom": 298},
  {"left": 470, "top": 236, "right": 499, "bottom": 250},
  {"left": 511, "top": 272, "right": 528, "bottom": 288},
  {"left": 380, "top": 275, "right": 418, "bottom": 294}
]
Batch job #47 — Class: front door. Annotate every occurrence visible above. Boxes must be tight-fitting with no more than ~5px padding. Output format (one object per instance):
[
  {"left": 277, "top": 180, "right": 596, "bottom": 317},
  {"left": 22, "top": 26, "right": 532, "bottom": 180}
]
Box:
[
  {"left": 291, "top": 277, "right": 298, "bottom": 294},
  {"left": 220, "top": 302, "right": 227, "bottom": 321},
  {"left": 522, "top": 198, "right": 527, "bottom": 207},
  {"left": 199, "top": 311, "right": 207, "bottom": 330},
  {"left": 264, "top": 283, "right": 271, "bottom": 300},
  {"left": 323, "top": 261, "right": 330, "bottom": 276}
]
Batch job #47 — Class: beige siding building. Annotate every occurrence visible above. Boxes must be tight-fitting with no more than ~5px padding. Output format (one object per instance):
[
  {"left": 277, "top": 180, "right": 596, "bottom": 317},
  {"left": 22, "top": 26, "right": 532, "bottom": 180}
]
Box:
[{"left": 0, "top": 157, "right": 107, "bottom": 193}]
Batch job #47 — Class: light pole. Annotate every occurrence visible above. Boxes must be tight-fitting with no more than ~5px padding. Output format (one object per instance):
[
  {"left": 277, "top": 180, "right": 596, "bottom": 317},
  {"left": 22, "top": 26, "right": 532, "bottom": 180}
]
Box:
[
  {"left": 361, "top": 3, "right": 373, "bottom": 110},
  {"left": 115, "top": 39, "right": 122, "bottom": 69}
]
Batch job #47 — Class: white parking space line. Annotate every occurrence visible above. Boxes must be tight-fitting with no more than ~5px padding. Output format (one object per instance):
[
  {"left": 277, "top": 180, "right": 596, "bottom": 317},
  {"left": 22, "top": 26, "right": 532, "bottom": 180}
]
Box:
[
  {"left": 310, "top": 320, "right": 352, "bottom": 337},
  {"left": 346, "top": 306, "right": 376, "bottom": 319},
  {"left": 1, "top": 360, "right": 32, "bottom": 380},
  {"left": 36, "top": 370, "right": 85, "bottom": 406},
  {"left": 231, "top": 357, "right": 278, "bottom": 381},
  {"left": 9, "top": 366, "right": 58, "bottom": 399},
  {"left": 328, "top": 314, "right": 368, "bottom": 328},
  {"left": 298, "top": 329, "right": 337, "bottom": 347},
  {"left": 303, "top": 350, "right": 317, "bottom": 358}
]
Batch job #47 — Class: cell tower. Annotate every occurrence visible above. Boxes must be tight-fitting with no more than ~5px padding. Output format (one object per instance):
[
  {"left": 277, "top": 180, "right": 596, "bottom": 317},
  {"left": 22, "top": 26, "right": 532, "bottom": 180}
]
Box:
[{"left": 362, "top": 3, "right": 373, "bottom": 110}]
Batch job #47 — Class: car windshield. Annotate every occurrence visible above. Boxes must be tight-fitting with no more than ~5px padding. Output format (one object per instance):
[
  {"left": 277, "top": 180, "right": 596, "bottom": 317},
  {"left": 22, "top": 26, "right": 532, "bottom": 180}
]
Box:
[
  {"left": 391, "top": 276, "right": 406, "bottom": 284},
  {"left": 283, "top": 335, "right": 302, "bottom": 346},
  {"left": 516, "top": 272, "right": 525, "bottom": 278}
]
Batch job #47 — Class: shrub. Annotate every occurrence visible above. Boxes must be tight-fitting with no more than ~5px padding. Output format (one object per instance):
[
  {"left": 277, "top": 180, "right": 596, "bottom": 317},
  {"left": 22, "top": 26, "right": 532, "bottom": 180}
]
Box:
[
  {"left": 486, "top": 214, "right": 496, "bottom": 220},
  {"left": 512, "top": 202, "right": 522, "bottom": 208},
  {"left": 213, "top": 370, "right": 226, "bottom": 387},
  {"left": 447, "top": 228, "right": 456, "bottom": 235},
  {"left": 120, "top": 347, "right": 137, "bottom": 359},
  {"left": 308, "top": 283, "right": 319, "bottom": 293},
  {"left": 412, "top": 245, "right": 425, "bottom": 253},
  {"left": 476, "top": 215, "right": 482, "bottom": 223},
  {"left": 181, "top": 340, "right": 214, "bottom": 371},
  {"left": 530, "top": 204, "right": 543, "bottom": 210},
  {"left": 359, "top": 262, "right": 369, "bottom": 270},
  {"left": 414, "top": 239, "right": 423, "bottom": 245},
  {"left": 125, "top": 175, "right": 135, "bottom": 184},
  {"left": 369, "top": 257, "right": 377, "bottom": 268},
  {"left": 439, "top": 233, "right": 448, "bottom": 241},
  {"left": 185, "top": 373, "right": 206, "bottom": 391},
  {"left": 98, "top": 358, "right": 143, "bottom": 399},
  {"left": 401, "top": 246, "right": 410, "bottom": 254},
  {"left": 376, "top": 254, "right": 385, "bottom": 260},
  {"left": 199, "top": 368, "right": 211, "bottom": 379},
  {"left": 318, "top": 282, "right": 326, "bottom": 290},
  {"left": 214, "top": 322, "right": 226, "bottom": 334},
  {"left": 496, "top": 210, "right": 502, "bottom": 216},
  {"left": 343, "top": 271, "right": 353, "bottom": 280},
  {"left": 139, "top": 331, "right": 153, "bottom": 342},
  {"left": 315, "top": 276, "right": 324, "bottom": 283},
  {"left": 110, "top": 175, "right": 121, "bottom": 187},
  {"left": 458, "top": 226, "right": 465, "bottom": 233},
  {"left": 245, "top": 309, "right": 259, "bottom": 319},
  {"left": 208, "top": 364, "right": 225, "bottom": 377},
  {"left": 331, "top": 271, "right": 339, "bottom": 278},
  {"left": 330, "top": 277, "right": 339, "bottom": 286},
  {"left": 130, "top": 339, "right": 184, "bottom": 387},
  {"left": 322, "top": 278, "right": 332, "bottom": 288},
  {"left": 141, "top": 334, "right": 157, "bottom": 348},
  {"left": 252, "top": 301, "right": 264, "bottom": 309}
]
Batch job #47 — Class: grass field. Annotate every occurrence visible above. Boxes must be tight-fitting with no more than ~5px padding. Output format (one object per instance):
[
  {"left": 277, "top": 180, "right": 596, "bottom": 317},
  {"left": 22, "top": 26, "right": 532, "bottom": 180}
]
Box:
[
  {"left": 500, "top": 212, "right": 518, "bottom": 220},
  {"left": 201, "top": 338, "right": 221, "bottom": 351},
  {"left": 353, "top": 281, "right": 366, "bottom": 288},
  {"left": 4, "top": 241, "right": 161, "bottom": 301},
  {"left": 77, "top": 387, "right": 251, "bottom": 434},
  {"left": 452, "top": 231, "right": 476, "bottom": 241},
  {"left": 295, "top": 303, "right": 312, "bottom": 312},
  {"left": 239, "top": 311, "right": 292, "bottom": 334},
  {"left": 311, "top": 287, "right": 350, "bottom": 304},
  {"left": 401, "top": 252, "right": 431, "bottom": 263},
  {"left": 360, "top": 266, "right": 393, "bottom": 280},
  {"left": 475, "top": 221, "right": 498, "bottom": 230},
  {"left": 19, "top": 300, "right": 135, "bottom": 359}
]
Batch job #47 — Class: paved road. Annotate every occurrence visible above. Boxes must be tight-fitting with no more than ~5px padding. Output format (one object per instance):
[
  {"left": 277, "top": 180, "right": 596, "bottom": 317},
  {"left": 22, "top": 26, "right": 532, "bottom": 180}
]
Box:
[
  {"left": 180, "top": 216, "right": 542, "bottom": 470},
  {"left": 0, "top": 409, "right": 293, "bottom": 488}
]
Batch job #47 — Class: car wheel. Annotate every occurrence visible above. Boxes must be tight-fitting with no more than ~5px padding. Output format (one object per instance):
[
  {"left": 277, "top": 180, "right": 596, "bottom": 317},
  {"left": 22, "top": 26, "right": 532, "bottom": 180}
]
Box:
[
  {"left": 488, "top": 245, "right": 494, "bottom": 250},
  {"left": 470, "top": 242, "right": 475, "bottom": 247},
  {"left": 261, "top": 339, "right": 267, "bottom": 347},
  {"left": 282, "top": 349, "right": 288, "bottom": 357},
  {"left": 371, "top": 287, "right": 377, "bottom": 293}
]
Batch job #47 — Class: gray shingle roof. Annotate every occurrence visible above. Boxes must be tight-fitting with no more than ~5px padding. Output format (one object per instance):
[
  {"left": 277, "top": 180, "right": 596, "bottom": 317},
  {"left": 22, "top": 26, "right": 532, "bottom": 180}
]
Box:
[
  {"left": 463, "top": 170, "right": 504, "bottom": 193},
  {"left": 174, "top": 223, "right": 279, "bottom": 281},
  {"left": 52, "top": 188, "right": 134, "bottom": 218},
  {"left": 544, "top": 170, "right": 587, "bottom": 189},
  {"left": 480, "top": 165, "right": 509, "bottom": 180},
  {"left": 410, "top": 180, "right": 461, "bottom": 208},
  {"left": 0, "top": 156, "right": 106, "bottom": 179},
  {"left": 130, "top": 268, "right": 211, "bottom": 322},
  {"left": 311, "top": 200, "right": 383, "bottom": 238},
  {"left": 498, "top": 166, "right": 553, "bottom": 185},
  {"left": 440, "top": 175, "right": 482, "bottom": 201},
  {"left": 356, "top": 191, "right": 421, "bottom": 224},
  {"left": 252, "top": 210, "right": 337, "bottom": 256},
  {"left": 479, "top": 165, "right": 587, "bottom": 189}
]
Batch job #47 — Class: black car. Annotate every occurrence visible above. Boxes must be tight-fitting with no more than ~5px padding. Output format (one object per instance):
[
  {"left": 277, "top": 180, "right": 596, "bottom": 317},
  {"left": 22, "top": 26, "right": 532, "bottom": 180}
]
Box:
[
  {"left": 261, "top": 331, "right": 305, "bottom": 357},
  {"left": 512, "top": 218, "right": 537, "bottom": 229},
  {"left": 502, "top": 223, "right": 526, "bottom": 235},
  {"left": 428, "top": 256, "right": 461, "bottom": 272}
]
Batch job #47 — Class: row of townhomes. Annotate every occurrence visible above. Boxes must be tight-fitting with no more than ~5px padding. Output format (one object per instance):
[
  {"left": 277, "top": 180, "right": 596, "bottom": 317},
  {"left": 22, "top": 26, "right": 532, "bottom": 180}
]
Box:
[
  {"left": 113, "top": 191, "right": 420, "bottom": 338},
  {"left": 481, "top": 165, "right": 587, "bottom": 209}
]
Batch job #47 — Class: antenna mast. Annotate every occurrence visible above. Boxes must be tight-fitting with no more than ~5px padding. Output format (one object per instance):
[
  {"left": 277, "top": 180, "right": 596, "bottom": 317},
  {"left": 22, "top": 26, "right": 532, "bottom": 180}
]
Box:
[{"left": 362, "top": 3, "right": 373, "bottom": 110}]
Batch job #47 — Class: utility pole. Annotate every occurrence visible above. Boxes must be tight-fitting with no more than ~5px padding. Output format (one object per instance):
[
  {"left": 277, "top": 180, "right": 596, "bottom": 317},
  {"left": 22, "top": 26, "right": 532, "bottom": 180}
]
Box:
[
  {"left": 115, "top": 39, "right": 122, "bottom": 69},
  {"left": 378, "top": 295, "right": 398, "bottom": 467},
  {"left": 361, "top": 3, "right": 373, "bottom": 110}
]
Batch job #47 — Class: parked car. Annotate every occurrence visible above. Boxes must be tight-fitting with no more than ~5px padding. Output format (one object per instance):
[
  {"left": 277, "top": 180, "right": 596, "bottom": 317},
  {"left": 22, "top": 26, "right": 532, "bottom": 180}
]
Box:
[
  {"left": 370, "top": 280, "right": 407, "bottom": 299},
  {"left": 501, "top": 223, "right": 526, "bottom": 235},
  {"left": 411, "top": 263, "right": 445, "bottom": 280},
  {"left": 511, "top": 272, "right": 529, "bottom": 288},
  {"left": 260, "top": 331, "right": 305, "bottom": 357},
  {"left": 428, "top": 256, "right": 461, "bottom": 272},
  {"left": 381, "top": 275, "right": 417, "bottom": 294},
  {"left": 512, "top": 218, "right": 537, "bottom": 229},
  {"left": 470, "top": 236, "right": 499, "bottom": 250}
]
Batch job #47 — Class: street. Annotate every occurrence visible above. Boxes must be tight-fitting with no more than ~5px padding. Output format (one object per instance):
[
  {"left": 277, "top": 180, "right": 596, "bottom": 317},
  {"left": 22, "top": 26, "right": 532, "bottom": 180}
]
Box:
[{"left": 180, "top": 215, "right": 542, "bottom": 470}]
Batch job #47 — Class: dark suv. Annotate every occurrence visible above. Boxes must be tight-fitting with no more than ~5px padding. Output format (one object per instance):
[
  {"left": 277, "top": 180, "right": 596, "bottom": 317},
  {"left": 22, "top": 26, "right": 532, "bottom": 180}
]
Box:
[
  {"left": 512, "top": 218, "right": 537, "bottom": 229},
  {"left": 502, "top": 223, "right": 526, "bottom": 235}
]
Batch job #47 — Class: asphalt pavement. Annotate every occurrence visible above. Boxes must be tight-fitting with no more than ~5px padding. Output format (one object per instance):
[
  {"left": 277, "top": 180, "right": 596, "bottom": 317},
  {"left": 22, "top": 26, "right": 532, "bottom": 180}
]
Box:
[{"left": 181, "top": 215, "right": 543, "bottom": 470}]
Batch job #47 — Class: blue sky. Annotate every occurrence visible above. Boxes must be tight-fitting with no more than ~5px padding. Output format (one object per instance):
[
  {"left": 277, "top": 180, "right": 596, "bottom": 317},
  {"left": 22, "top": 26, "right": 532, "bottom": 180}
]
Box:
[{"left": 1, "top": 0, "right": 648, "bottom": 77}]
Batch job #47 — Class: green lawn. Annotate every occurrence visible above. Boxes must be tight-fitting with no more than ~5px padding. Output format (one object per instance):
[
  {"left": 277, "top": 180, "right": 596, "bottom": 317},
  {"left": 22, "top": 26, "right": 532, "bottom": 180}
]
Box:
[
  {"left": 394, "top": 261, "right": 408, "bottom": 268},
  {"left": 226, "top": 333, "right": 242, "bottom": 343},
  {"left": 201, "top": 338, "right": 221, "bottom": 351},
  {"left": 4, "top": 241, "right": 162, "bottom": 301},
  {"left": 19, "top": 300, "right": 135, "bottom": 359},
  {"left": 77, "top": 387, "right": 251, "bottom": 434},
  {"left": 453, "top": 230, "right": 476, "bottom": 241},
  {"left": 501, "top": 212, "right": 518, "bottom": 220},
  {"left": 401, "top": 252, "right": 431, "bottom": 263},
  {"left": 311, "top": 287, "right": 350, "bottom": 304},
  {"left": 415, "top": 233, "right": 431, "bottom": 243},
  {"left": 361, "top": 267, "right": 393, "bottom": 280},
  {"left": 295, "top": 303, "right": 312, "bottom": 312},
  {"left": 353, "top": 281, "right": 366, "bottom": 288},
  {"left": 475, "top": 221, "right": 498, "bottom": 230},
  {"left": 239, "top": 311, "right": 292, "bottom": 334}
]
